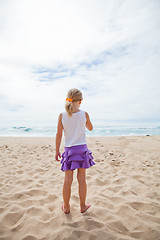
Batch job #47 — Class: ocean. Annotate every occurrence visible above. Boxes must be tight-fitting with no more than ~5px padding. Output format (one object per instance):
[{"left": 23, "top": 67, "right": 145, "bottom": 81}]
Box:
[{"left": 0, "top": 123, "right": 160, "bottom": 137}]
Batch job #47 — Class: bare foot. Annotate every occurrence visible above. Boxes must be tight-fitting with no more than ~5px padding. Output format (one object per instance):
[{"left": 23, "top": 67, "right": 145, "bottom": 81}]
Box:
[
  {"left": 81, "top": 204, "right": 91, "bottom": 213},
  {"left": 61, "top": 204, "right": 70, "bottom": 214}
]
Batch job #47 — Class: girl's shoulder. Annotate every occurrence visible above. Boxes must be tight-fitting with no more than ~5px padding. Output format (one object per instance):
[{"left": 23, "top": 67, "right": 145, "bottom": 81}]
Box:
[
  {"left": 61, "top": 111, "right": 68, "bottom": 119},
  {"left": 81, "top": 110, "right": 90, "bottom": 120},
  {"left": 85, "top": 111, "right": 90, "bottom": 119},
  {"left": 78, "top": 110, "right": 88, "bottom": 117},
  {"left": 79, "top": 110, "right": 89, "bottom": 116},
  {"left": 58, "top": 113, "right": 63, "bottom": 120},
  {"left": 61, "top": 111, "right": 67, "bottom": 116}
]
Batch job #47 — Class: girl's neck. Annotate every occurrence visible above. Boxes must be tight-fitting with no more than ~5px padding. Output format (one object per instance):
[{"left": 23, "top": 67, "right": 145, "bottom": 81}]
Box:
[
  {"left": 72, "top": 102, "right": 81, "bottom": 113},
  {"left": 72, "top": 107, "right": 80, "bottom": 113}
]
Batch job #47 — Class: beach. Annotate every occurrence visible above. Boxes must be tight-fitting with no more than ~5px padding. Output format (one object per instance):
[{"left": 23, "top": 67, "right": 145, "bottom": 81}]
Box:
[{"left": 0, "top": 136, "right": 160, "bottom": 240}]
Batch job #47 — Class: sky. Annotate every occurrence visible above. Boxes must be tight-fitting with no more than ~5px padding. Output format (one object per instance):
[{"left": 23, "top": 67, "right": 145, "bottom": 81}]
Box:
[{"left": 0, "top": 0, "right": 160, "bottom": 127}]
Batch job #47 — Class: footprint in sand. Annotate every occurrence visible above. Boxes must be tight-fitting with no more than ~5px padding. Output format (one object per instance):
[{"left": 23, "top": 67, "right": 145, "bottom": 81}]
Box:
[
  {"left": 25, "top": 206, "right": 44, "bottom": 216},
  {"left": 22, "top": 235, "right": 38, "bottom": 240},
  {"left": 128, "top": 201, "right": 152, "bottom": 211},
  {"left": 96, "top": 178, "right": 106, "bottom": 186},
  {"left": 25, "top": 189, "right": 47, "bottom": 197},
  {"left": 107, "top": 220, "right": 129, "bottom": 234},
  {"left": 113, "top": 177, "right": 127, "bottom": 185},
  {"left": 3, "top": 212, "right": 23, "bottom": 227},
  {"left": 83, "top": 219, "right": 104, "bottom": 231},
  {"left": 46, "top": 194, "right": 58, "bottom": 202}
]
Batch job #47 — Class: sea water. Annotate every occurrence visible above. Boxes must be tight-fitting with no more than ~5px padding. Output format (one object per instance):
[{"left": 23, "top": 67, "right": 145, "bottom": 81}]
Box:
[{"left": 0, "top": 123, "right": 160, "bottom": 137}]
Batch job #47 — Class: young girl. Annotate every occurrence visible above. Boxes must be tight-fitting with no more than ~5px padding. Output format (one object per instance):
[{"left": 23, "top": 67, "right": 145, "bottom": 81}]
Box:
[{"left": 55, "top": 88, "right": 95, "bottom": 214}]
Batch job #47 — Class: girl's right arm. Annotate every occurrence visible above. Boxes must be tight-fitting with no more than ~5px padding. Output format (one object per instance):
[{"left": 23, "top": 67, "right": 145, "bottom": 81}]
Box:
[
  {"left": 55, "top": 113, "right": 63, "bottom": 161},
  {"left": 85, "top": 112, "right": 93, "bottom": 131}
]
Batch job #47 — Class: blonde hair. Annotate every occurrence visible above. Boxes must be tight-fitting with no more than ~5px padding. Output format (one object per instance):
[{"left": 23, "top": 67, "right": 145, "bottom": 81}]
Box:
[{"left": 65, "top": 88, "right": 83, "bottom": 117}]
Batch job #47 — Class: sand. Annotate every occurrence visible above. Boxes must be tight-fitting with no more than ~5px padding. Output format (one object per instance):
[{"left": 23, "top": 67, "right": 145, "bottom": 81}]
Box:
[{"left": 0, "top": 136, "right": 160, "bottom": 240}]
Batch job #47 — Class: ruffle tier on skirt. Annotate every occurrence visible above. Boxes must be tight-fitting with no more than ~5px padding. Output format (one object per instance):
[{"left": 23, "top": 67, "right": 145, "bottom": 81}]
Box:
[{"left": 60, "top": 144, "right": 95, "bottom": 171}]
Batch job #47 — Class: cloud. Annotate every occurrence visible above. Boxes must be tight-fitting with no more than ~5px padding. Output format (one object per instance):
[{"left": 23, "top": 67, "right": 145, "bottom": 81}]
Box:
[{"left": 0, "top": 0, "right": 160, "bottom": 126}]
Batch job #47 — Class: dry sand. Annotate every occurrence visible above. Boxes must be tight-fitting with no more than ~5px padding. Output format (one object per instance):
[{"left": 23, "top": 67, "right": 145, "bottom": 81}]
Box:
[{"left": 0, "top": 136, "right": 160, "bottom": 240}]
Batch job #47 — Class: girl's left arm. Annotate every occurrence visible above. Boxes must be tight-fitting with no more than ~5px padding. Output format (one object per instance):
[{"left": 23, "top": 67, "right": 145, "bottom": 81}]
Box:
[{"left": 55, "top": 113, "right": 63, "bottom": 161}]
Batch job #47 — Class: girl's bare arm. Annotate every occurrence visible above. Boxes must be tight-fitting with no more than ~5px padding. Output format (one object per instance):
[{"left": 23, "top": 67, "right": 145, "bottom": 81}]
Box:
[
  {"left": 85, "top": 112, "right": 93, "bottom": 131},
  {"left": 55, "top": 113, "right": 63, "bottom": 161}
]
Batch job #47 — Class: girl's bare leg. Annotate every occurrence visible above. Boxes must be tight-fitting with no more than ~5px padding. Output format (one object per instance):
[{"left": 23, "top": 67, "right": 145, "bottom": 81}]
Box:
[
  {"left": 62, "top": 170, "right": 73, "bottom": 213},
  {"left": 77, "top": 168, "right": 91, "bottom": 213}
]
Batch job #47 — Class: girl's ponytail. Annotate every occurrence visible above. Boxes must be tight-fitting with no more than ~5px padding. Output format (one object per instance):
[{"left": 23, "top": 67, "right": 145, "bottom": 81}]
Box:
[{"left": 65, "top": 101, "right": 73, "bottom": 117}]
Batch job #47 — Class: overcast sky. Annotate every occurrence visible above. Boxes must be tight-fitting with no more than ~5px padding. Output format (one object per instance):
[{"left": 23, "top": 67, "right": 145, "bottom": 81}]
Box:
[{"left": 0, "top": 0, "right": 160, "bottom": 127}]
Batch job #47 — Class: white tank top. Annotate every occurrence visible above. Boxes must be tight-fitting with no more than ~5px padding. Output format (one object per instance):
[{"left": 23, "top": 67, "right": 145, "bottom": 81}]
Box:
[{"left": 62, "top": 110, "right": 87, "bottom": 147}]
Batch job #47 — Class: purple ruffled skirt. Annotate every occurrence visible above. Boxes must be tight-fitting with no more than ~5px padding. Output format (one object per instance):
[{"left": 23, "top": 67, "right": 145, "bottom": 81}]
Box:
[{"left": 60, "top": 144, "right": 95, "bottom": 172}]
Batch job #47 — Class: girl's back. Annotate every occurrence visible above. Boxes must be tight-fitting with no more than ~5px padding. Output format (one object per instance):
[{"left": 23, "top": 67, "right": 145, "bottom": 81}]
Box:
[{"left": 62, "top": 110, "right": 86, "bottom": 147}]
